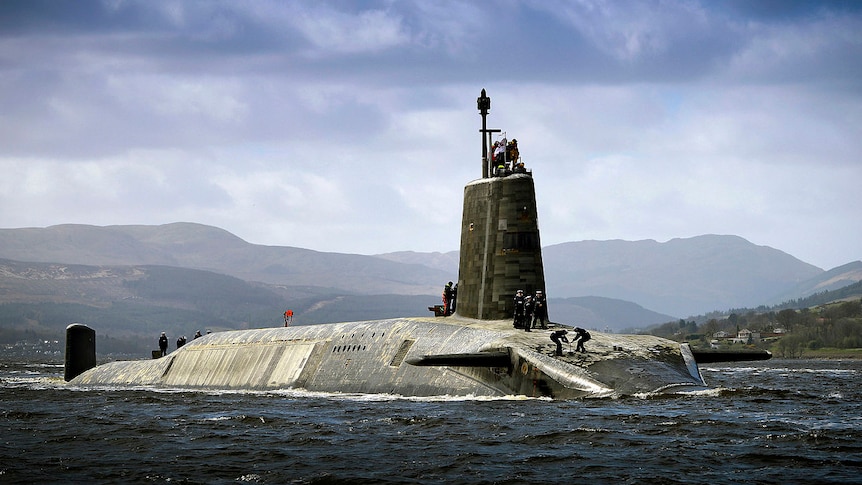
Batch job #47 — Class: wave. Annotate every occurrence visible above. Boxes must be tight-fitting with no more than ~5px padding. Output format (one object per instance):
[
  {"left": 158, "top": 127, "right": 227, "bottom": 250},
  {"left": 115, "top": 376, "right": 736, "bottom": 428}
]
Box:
[{"left": 703, "top": 365, "right": 858, "bottom": 375}]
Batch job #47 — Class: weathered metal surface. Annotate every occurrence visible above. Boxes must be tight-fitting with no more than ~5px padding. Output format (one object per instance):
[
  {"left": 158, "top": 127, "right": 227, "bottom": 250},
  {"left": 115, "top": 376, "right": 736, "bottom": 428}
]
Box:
[
  {"left": 69, "top": 317, "right": 707, "bottom": 398},
  {"left": 458, "top": 175, "right": 545, "bottom": 320}
]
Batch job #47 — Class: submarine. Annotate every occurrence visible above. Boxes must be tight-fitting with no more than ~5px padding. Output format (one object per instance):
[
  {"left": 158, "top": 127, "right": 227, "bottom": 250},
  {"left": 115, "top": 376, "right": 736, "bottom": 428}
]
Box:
[{"left": 64, "top": 89, "right": 769, "bottom": 399}]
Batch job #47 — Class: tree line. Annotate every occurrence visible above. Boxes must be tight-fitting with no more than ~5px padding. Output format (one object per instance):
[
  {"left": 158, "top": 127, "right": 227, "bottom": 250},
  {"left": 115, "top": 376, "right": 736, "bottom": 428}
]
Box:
[{"left": 644, "top": 299, "right": 862, "bottom": 358}]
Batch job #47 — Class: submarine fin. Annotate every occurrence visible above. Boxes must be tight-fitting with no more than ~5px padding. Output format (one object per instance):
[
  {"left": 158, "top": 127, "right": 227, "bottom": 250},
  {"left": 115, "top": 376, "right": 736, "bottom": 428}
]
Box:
[
  {"left": 406, "top": 351, "right": 511, "bottom": 369},
  {"left": 691, "top": 349, "right": 772, "bottom": 363}
]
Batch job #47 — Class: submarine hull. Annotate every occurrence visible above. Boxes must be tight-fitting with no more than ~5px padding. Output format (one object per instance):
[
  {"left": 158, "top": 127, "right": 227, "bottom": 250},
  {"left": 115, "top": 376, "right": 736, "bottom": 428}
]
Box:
[{"left": 68, "top": 317, "right": 707, "bottom": 399}]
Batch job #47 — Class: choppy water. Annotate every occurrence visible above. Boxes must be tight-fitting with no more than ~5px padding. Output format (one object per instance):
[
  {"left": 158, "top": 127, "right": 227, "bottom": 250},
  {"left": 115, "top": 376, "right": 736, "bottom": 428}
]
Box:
[{"left": 2, "top": 358, "right": 861, "bottom": 484}]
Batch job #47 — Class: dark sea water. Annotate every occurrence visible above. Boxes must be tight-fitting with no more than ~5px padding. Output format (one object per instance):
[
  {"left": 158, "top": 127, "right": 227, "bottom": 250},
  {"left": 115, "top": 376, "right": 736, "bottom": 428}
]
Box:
[{"left": 2, "top": 358, "right": 861, "bottom": 484}]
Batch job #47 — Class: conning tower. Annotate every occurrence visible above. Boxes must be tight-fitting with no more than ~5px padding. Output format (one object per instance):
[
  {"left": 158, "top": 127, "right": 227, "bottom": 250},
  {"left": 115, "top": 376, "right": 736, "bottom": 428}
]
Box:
[{"left": 456, "top": 89, "right": 546, "bottom": 320}]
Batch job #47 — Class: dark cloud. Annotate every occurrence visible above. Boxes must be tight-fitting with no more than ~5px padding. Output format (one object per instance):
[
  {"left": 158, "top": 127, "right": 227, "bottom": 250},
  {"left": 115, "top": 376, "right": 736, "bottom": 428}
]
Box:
[{"left": 716, "top": 0, "right": 862, "bottom": 21}]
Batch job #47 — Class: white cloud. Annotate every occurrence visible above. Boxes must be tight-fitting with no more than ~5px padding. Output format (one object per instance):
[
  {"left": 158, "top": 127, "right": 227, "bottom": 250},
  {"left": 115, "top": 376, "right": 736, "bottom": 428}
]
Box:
[
  {"left": 107, "top": 74, "right": 248, "bottom": 122},
  {"left": 288, "top": 5, "right": 409, "bottom": 55}
]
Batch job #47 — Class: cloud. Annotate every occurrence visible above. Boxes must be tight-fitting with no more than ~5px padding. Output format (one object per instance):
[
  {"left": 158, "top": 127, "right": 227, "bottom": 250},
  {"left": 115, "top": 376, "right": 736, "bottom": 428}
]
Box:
[
  {"left": 287, "top": 5, "right": 409, "bottom": 55},
  {"left": 0, "top": 0, "right": 860, "bottom": 271}
]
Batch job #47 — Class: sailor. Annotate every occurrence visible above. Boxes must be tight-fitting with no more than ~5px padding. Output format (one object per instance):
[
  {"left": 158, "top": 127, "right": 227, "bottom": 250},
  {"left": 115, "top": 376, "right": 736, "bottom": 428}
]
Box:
[
  {"left": 450, "top": 283, "right": 458, "bottom": 314},
  {"left": 158, "top": 332, "right": 168, "bottom": 356},
  {"left": 194, "top": 330, "right": 202, "bottom": 339},
  {"left": 574, "top": 327, "right": 591, "bottom": 353},
  {"left": 507, "top": 138, "right": 519, "bottom": 170},
  {"left": 523, "top": 295, "right": 534, "bottom": 332},
  {"left": 443, "top": 281, "right": 455, "bottom": 316},
  {"left": 513, "top": 290, "right": 526, "bottom": 328},
  {"left": 493, "top": 138, "right": 506, "bottom": 167},
  {"left": 176, "top": 335, "right": 186, "bottom": 349},
  {"left": 532, "top": 290, "right": 547, "bottom": 329},
  {"left": 550, "top": 330, "right": 569, "bottom": 356}
]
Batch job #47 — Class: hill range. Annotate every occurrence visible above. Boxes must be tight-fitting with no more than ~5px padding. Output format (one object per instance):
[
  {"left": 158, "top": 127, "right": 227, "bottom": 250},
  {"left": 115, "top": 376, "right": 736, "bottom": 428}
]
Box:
[{"left": 1, "top": 223, "right": 860, "bottom": 351}]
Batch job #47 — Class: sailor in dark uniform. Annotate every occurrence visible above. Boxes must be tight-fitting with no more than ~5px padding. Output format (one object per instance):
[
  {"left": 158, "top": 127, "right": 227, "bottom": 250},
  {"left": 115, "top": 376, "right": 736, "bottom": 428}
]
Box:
[
  {"left": 532, "top": 290, "right": 547, "bottom": 329},
  {"left": 574, "top": 327, "right": 591, "bottom": 353},
  {"left": 450, "top": 283, "right": 458, "bottom": 314},
  {"left": 513, "top": 290, "right": 526, "bottom": 328},
  {"left": 443, "top": 282, "right": 454, "bottom": 316},
  {"left": 158, "top": 332, "right": 168, "bottom": 356},
  {"left": 550, "top": 330, "right": 569, "bottom": 356}
]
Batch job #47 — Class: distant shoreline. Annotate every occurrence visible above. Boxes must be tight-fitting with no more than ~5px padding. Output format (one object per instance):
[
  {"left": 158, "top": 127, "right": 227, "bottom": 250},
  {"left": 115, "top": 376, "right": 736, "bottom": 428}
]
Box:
[{"left": 795, "top": 348, "right": 862, "bottom": 359}]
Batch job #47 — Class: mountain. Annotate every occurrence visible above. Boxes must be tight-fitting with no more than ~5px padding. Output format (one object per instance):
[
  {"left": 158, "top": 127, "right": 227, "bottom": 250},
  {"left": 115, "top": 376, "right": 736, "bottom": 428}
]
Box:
[
  {"left": 548, "top": 296, "right": 675, "bottom": 330},
  {"left": 766, "top": 261, "right": 862, "bottom": 306},
  {"left": 1, "top": 224, "right": 859, "bottom": 326},
  {"left": 372, "top": 236, "right": 855, "bottom": 317},
  {"left": 0, "top": 258, "right": 443, "bottom": 353},
  {"left": 540, "top": 236, "right": 825, "bottom": 317},
  {"left": 373, "top": 250, "right": 459, "bottom": 274},
  {"left": 0, "top": 223, "right": 451, "bottom": 295},
  {"left": 0, "top": 258, "right": 666, "bottom": 346},
  {"left": 0, "top": 259, "right": 291, "bottom": 335}
]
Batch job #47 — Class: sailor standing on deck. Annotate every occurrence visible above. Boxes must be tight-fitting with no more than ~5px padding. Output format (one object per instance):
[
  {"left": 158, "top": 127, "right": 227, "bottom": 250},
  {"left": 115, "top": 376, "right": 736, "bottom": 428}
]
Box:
[
  {"left": 158, "top": 332, "right": 168, "bottom": 356},
  {"left": 443, "top": 282, "right": 455, "bottom": 316},
  {"left": 532, "top": 290, "right": 547, "bottom": 329},
  {"left": 450, "top": 283, "right": 457, "bottom": 314},
  {"left": 513, "top": 290, "right": 526, "bottom": 328}
]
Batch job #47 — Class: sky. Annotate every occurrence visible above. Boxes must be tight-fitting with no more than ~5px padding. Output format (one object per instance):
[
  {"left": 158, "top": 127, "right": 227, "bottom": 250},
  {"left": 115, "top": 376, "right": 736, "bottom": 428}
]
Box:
[{"left": 1, "top": 0, "right": 860, "bottom": 270}]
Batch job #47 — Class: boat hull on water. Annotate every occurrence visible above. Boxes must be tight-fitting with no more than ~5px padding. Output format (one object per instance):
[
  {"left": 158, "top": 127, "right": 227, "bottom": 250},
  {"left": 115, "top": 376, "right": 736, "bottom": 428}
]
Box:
[{"left": 67, "top": 317, "right": 708, "bottom": 399}]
